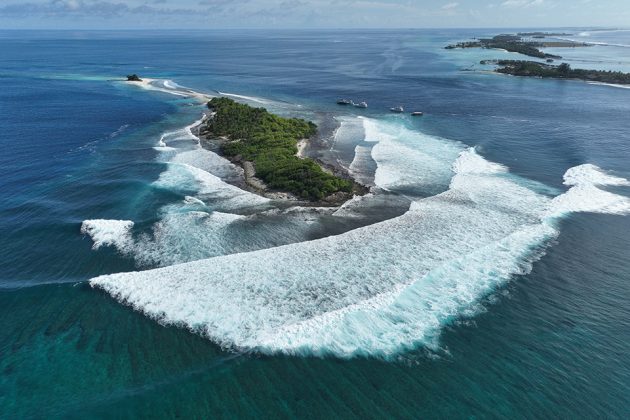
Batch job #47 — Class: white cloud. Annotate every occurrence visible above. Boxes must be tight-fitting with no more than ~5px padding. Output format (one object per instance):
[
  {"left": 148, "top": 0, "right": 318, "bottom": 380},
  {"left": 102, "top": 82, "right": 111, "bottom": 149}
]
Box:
[
  {"left": 0, "top": 0, "right": 200, "bottom": 17},
  {"left": 501, "top": 0, "right": 544, "bottom": 7},
  {"left": 441, "top": 2, "right": 459, "bottom": 9},
  {"left": 0, "top": 0, "right": 627, "bottom": 29}
]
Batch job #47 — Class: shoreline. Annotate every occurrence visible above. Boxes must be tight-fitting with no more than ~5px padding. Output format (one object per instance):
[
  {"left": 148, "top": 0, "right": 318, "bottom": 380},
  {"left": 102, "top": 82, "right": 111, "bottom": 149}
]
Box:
[
  {"left": 481, "top": 60, "right": 630, "bottom": 86},
  {"left": 124, "top": 78, "right": 213, "bottom": 103},
  {"left": 445, "top": 33, "right": 590, "bottom": 61},
  {"left": 125, "top": 76, "right": 369, "bottom": 207},
  {"left": 193, "top": 115, "right": 369, "bottom": 207}
]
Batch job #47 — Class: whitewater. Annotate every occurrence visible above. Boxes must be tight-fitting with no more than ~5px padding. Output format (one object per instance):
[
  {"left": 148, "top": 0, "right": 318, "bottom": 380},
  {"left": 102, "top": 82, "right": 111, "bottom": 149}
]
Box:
[{"left": 86, "top": 109, "right": 630, "bottom": 358}]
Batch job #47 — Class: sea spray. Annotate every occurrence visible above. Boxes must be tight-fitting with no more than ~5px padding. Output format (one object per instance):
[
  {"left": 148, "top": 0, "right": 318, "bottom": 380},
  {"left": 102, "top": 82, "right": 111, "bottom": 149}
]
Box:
[
  {"left": 89, "top": 146, "right": 630, "bottom": 358},
  {"left": 363, "top": 117, "right": 463, "bottom": 195},
  {"left": 81, "top": 220, "right": 134, "bottom": 250}
]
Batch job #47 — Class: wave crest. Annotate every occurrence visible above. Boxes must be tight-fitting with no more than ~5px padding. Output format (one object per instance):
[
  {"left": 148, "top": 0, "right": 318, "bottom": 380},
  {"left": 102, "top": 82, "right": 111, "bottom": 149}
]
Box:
[{"left": 89, "top": 142, "right": 630, "bottom": 358}]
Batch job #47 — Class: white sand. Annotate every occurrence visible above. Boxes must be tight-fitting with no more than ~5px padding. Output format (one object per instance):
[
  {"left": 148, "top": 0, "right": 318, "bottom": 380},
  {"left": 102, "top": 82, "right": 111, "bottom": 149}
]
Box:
[
  {"left": 296, "top": 138, "right": 308, "bottom": 158},
  {"left": 124, "top": 78, "right": 212, "bottom": 103}
]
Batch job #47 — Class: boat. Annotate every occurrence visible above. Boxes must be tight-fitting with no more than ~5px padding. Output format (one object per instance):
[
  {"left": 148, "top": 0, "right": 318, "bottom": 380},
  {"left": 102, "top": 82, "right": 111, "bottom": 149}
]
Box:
[
  {"left": 411, "top": 111, "right": 424, "bottom": 116},
  {"left": 390, "top": 106, "right": 404, "bottom": 113},
  {"left": 337, "top": 99, "right": 352, "bottom": 105},
  {"left": 354, "top": 101, "right": 368, "bottom": 108}
]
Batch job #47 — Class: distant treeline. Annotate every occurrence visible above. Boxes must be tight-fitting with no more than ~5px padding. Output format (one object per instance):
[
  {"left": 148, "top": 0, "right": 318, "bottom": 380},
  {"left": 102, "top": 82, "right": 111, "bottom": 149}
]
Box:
[
  {"left": 483, "top": 60, "right": 630, "bottom": 84},
  {"left": 446, "top": 34, "right": 562, "bottom": 59},
  {"left": 205, "top": 97, "right": 352, "bottom": 200},
  {"left": 517, "top": 32, "right": 572, "bottom": 37}
]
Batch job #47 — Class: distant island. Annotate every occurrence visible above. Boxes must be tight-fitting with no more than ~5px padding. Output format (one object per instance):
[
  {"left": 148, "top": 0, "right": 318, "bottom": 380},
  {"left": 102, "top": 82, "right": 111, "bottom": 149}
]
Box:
[
  {"left": 200, "top": 97, "right": 362, "bottom": 202},
  {"left": 481, "top": 60, "right": 630, "bottom": 85},
  {"left": 516, "top": 32, "right": 573, "bottom": 38},
  {"left": 126, "top": 74, "right": 142, "bottom": 82},
  {"left": 445, "top": 32, "right": 630, "bottom": 86},
  {"left": 445, "top": 34, "right": 589, "bottom": 60}
]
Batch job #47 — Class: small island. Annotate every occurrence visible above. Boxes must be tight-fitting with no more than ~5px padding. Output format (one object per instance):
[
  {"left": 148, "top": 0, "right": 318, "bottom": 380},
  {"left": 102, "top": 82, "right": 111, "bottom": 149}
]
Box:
[
  {"left": 126, "top": 74, "right": 143, "bottom": 82},
  {"left": 445, "top": 34, "right": 589, "bottom": 60},
  {"left": 481, "top": 60, "right": 630, "bottom": 85},
  {"left": 201, "top": 97, "right": 361, "bottom": 202},
  {"left": 517, "top": 32, "right": 573, "bottom": 38}
]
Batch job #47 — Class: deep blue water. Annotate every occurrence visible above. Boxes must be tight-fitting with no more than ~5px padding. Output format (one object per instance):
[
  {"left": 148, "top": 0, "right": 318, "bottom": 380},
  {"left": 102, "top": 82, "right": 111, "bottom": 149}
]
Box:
[{"left": 1, "top": 29, "right": 630, "bottom": 418}]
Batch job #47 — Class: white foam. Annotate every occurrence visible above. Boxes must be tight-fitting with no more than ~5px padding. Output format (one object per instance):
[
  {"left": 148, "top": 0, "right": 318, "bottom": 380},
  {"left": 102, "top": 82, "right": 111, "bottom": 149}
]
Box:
[
  {"left": 83, "top": 211, "right": 245, "bottom": 267},
  {"left": 588, "top": 41, "right": 630, "bottom": 48},
  {"left": 452, "top": 147, "right": 507, "bottom": 175},
  {"left": 135, "top": 82, "right": 187, "bottom": 97},
  {"left": 89, "top": 147, "right": 630, "bottom": 358},
  {"left": 150, "top": 113, "right": 266, "bottom": 211},
  {"left": 163, "top": 80, "right": 180, "bottom": 90},
  {"left": 348, "top": 145, "right": 375, "bottom": 187},
  {"left": 363, "top": 118, "right": 463, "bottom": 194},
  {"left": 126, "top": 78, "right": 212, "bottom": 103},
  {"left": 332, "top": 193, "right": 376, "bottom": 218},
  {"left": 91, "top": 105, "right": 279, "bottom": 269},
  {"left": 155, "top": 115, "right": 204, "bottom": 152},
  {"left": 81, "top": 220, "right": 134, "bottom": 250},
  {"left": 259, "top": 222, "right": 556, "bottom": 356},
  {"left": 449, "top": 148, "right": 548, "bottom": 217},
  {"left": 218, "top": 91, "right": 272, "bottom": 105},
  {"left": 171, "top": 149, "right": 243, "bottom": 181},
  {"left": 563, "top": 163, "right": 630, "bottom": 187},
  {"left": 587, "top": 82, "right": 630, "bottom": 90},
  {"left": 184, "top": 196, "right": 206, "bottom": 206},
  {"left": 153, "top": 145, "right": 177, "bottom": 152},
  {"left": 549, "top": 184, "right": 630, "bottom": 217},
  {"left": 153, "top": 163, "right": 269, "bottom": 210}
]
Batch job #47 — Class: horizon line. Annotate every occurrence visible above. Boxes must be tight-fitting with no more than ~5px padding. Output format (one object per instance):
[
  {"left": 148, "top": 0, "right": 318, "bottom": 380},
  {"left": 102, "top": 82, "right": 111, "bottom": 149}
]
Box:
[{"left": 0, "top": 26, "right": 627, "bottom": 31}]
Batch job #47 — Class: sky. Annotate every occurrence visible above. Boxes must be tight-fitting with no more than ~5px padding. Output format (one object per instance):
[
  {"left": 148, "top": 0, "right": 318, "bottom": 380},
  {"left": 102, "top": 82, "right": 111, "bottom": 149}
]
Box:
[{"left": 0, "top": 0, "right": 628, "bottom": 29}]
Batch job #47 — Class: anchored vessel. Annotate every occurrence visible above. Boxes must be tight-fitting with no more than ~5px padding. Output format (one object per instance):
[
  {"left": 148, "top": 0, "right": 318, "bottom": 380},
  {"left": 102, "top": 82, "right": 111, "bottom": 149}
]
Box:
[{"left": 390, "top": 106, "right": 404, "bottom": 113}]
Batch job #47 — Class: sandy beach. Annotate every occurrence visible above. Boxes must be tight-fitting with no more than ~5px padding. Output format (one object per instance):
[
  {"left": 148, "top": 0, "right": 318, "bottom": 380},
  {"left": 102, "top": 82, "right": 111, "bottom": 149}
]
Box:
[{"left": 124, "top": 77, "right": 213, "bottom": 103}]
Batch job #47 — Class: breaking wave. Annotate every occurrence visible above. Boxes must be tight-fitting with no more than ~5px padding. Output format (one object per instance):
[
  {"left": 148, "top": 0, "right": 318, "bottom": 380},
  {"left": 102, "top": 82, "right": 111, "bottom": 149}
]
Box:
[
  {"left": 81, "top": 106, "right": 274, "bottom": 266},
  {"left": 348, "top": 145, "right": 376, "bottom": 187},
  {"left": 126, "top": 78, "right": 212, "bottom": 103},
  {"left": 587, "top": 82, "right": 630, "bottom": 90},
  {"left": 217, "top": 91, "right": 273, "bottom": 105},
  {"left": 82, "top": 211, "right": 245, "bottom": 267},
  {"left": 81, "top": 220, "right": 134, "bottom": 250},
  {"left": 148, "top": 112, "right": 268, "bottom": 212},
  {"left": 363, "top": 117, "right": 463, "bottom": 195},
  {"left": 89, "top": 141, "right": 630, "bottom": 358},
  {"left": 153, "top": 163, "right": 268, "bottom": 211}
]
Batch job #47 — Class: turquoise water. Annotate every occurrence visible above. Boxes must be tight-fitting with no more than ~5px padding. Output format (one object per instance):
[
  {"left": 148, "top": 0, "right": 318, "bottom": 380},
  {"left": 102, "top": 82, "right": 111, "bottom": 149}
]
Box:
[{"left": 1, "top": 29, "right": 630, "bottom": 417}]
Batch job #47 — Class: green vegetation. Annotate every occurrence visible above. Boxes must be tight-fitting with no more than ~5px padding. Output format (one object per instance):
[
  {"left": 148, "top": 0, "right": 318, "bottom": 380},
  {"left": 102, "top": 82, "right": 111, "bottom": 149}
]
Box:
[
  {"left": 205, "top": 97, "right": 353, "bottom": 201},
  {"left": 486, "top": 60, "right": 630, "bottom": 84},
  {"left": 446, "top": 34, "right": 562, "bottom": 59},
  {"left": 516, "top": 32, "right": 572, "bottom": 37}
]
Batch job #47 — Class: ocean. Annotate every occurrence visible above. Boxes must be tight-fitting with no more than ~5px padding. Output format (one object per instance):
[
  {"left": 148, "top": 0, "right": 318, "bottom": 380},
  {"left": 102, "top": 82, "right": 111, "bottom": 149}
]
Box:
[{"left": 1, "top": 28, "right": 630, "bottom": 418}]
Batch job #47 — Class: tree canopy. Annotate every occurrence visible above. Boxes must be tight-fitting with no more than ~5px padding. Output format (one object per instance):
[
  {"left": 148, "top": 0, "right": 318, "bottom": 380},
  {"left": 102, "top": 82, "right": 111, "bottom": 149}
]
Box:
[
  {"left": 491, "top": 60, "right": 630, "bottom": 84},
  {"left": 206, "top": 97, "right": 352, "bottom": 200}
]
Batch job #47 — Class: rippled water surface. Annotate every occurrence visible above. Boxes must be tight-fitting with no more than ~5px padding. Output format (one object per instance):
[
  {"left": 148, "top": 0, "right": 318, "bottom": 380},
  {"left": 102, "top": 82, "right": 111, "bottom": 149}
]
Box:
[{"left": 1, "top": 29, "right": 629, "bottom": 418}]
